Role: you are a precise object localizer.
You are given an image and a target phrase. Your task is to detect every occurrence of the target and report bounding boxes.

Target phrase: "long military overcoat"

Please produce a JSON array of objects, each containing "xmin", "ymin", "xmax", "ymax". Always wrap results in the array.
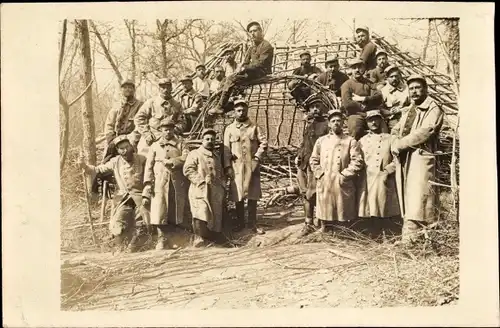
[
  {"xmin": 391, "ymin": 96, "xmax": 444, "ymax": 223},
  {"xmin": 223, "ymin": 119, "xmax": 268, "ymax": 202},
  {"xmin": 183, "ymin": 146, "xmax": 225, "ymax": 232},
  {"xmin": 144, "ymin": 136, "xmax": 189, "ymax": 225},
  {"xmin": 309, "ymin": 133, "xmax": 364, "ymax": 221},
  {"xmin": 357, "ymin": 132, "xmax": 400, "ymax": 218}
]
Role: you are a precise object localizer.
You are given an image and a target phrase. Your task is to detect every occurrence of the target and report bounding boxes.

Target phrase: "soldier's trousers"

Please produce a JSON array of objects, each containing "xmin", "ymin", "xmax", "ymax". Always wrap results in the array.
[
  {"xmin": 109, "ymin": 196, "xmax": 141, "ymax": 245},
  {"xmin": 234, "ymin": 199, "xmax": 258, "ymax": 229},
  {"xmin": 217, "ymin": 70, "xmax": 266, "ymax": 110}
]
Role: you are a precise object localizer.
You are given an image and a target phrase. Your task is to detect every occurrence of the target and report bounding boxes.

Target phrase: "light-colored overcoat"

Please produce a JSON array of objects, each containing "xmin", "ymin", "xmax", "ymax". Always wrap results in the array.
[
  {"xmin": 223, "ymin": 119, "xmax": 268, "ymax": 202},
  {"xmin": 183, "ymin": 146, "xmax": 225, "ymax": 232},
  {"xmin": 358, "ymin": 132, "xmax": 400, "ymax": 218},
  {"xmin": 309, "ymin": 133, "xmax": 364, "ymax": 221},
  {"xmin": 391, "ymin": 96, "xmax": 444, "ymax": 223},
  {"xmin": 144, "ymin": 136, "xmax": 189, "ymax": 225}
]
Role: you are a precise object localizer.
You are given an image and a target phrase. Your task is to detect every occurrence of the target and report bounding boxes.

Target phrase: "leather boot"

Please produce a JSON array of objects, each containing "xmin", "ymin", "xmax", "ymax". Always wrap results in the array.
[
  {"xmin": 126, "ymin": 228, "xmax": 139, "ymax": 253},
  {"xmin": 192, "ymin": 219, "xmax": 208, "ymax": 247},
  {"xmin": 247, "ymin": 200, "xmax": 264, "ymax": 235},
  {"xmin": 299, "ymin": 217, "xmax": 315, "ymax": 237},
  {"xmin": 208, "ymin": 91, "xmax": 229, "ymax": 115},
  {"xmin": 233, "ymin": 201, "xmax": 245, "ymax": 232},
  {"xmin": 155, "ymin": 225, "xmax": 168, "ymax": 250}
]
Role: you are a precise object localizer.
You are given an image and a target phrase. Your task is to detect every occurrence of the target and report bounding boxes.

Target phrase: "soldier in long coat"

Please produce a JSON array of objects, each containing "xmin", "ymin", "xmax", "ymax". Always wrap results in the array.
[
  {"xmin": 183, "ymin": 128, "xmax": 226, "ymax": 247},
  {"xmin": 80, "ymin": 135, "xmax": 150, "ymax": 253},
  {"xmin": 309, "ymin": 109, "xmax": 364, "ymax": 232},
  {"xmin": 223, "ymin": 98, "xmax": 268, "ymax": 234},
  {"xmin": 358, "ymin": 110, "xmax": 400, "ymax": 237},
  {"xmin": 144, "ymin": 118, "xmax": 189, "ymax": 250},
  {"xmin": 391, "ymin": 75, "xmax": 444, "ymax": 245},
  {"xmin": 295, "ymin": 100, "xmax": 329, "ymax": 236},
  {"xmin": 134, "ymin": 78, "xmax": 187, "ymax": 157}
]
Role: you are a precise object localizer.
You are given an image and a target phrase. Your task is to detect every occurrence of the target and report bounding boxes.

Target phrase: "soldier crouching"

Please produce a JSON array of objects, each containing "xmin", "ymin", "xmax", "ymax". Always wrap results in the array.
[{"xmin": 79, "ymin": 135, "xmax": 150, "ymax": 253}]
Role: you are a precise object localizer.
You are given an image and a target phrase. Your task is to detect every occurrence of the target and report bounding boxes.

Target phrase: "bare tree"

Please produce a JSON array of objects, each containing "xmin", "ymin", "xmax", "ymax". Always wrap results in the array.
[
  {"xmin": 124, "ymin": 19, "xmax": 138, "ymax": 82},
  {"xmin": 90, "ymin": 20, "xmax": 123, "ymax": 84},
  {"xmin": 76, "ymin": 19, "xmax": 97, "ymax": 191}
]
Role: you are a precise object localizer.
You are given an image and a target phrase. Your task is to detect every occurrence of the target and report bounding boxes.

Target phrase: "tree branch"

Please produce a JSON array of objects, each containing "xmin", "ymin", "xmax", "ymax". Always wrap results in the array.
[
  {"xmin": 68, "ymin": 78, "xmax": 95, "ymax": 107},
  {"xmin": 89, "ymin": 20, "xmax": 123, "ymax": 83},
  {"xmin": 433, "ymin": 20, "xmax": 459, "ymax": 95},
  {"xmin": 59, "ymin": 19, "xmax": 68, "ymax": 78}
]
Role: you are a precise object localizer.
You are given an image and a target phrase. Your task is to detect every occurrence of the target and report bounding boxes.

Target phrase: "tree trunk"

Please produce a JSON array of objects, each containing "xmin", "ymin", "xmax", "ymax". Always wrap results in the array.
[
  {"xmin": 125, "ymin": 19, "xmax": 137, "ymax": 82},
  {"xmin": 59, "ymin": 20, "xmax": 69, "ymax": 173},
  {"xmin": 76, "ymin": 20, "xmax": 97, "ymax": 191},
  {"xmin": 445, "ymin": 18, "xmax": 460, "ymax": 83},
  {"xmin": 90, "ymin": 20, "xmax": 123, "ymax": 85},
  {"xmin": 422, "ymin": 19, "xmax": 432, "ymax": 62}
]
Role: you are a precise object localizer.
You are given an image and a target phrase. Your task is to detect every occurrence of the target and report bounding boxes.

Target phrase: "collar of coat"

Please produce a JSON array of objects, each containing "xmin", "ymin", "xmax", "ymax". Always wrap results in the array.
[
  {"xmin": 387, "ymin": 82, "xmax": 406, "ymax": 93},
  {"xmin": 415, "ymin": 96, "xmax": 433, "ymax": 110},
  {"xmin": 181, "ymin": 89, "xmax": 197, "ymax": 98},
  {"xmin": 156, "ymin": 95, "xmax": 174, "ymax": 107},
  {"xmin": 199, "ymin": 146, "xmax": 215, "ymax": 157},
  {"xmin": 121, "ymin": 97, "xmax": 137, "ymax": 106},
  {"xmin": 159, "ymin": 136, "xmax": 179, "ymax": 147},
  {"xmin": 234, "ymin": 119, "xmax": 252, "ymax": 128}
]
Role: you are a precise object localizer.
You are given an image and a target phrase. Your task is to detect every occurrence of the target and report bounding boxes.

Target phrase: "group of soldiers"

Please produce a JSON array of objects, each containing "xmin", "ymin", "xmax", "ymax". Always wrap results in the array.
[{"xmin": 79, "ymin": 22, "xmax": 444, "ymax": 253}]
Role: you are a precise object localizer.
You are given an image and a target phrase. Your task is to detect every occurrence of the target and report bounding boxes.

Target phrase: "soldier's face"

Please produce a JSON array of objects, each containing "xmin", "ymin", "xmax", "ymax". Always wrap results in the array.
[
  {"xmin": 159, "ymin": 83, "xmax": 172, "ymax": 97},
  {"xmin": 352, "ymin": 64, "xmax": 366, "ymax": 79},
  {"xmin": 328, "ymin": 116, "xmax": 343, "ymax": 134},
  {"xmin": 234, "ymin": 105, "xmax": 248, "ymax": 121},
  {"xmin": 408, "ymin": 81, "xmax": 427, "ymax": 103},
  {"xmin": 160, "ymin": 126, "xmax": 175, "ymax": 139},
  {"xmin": 196, "ymin": 67, "xmax": 206, "ymax": 78},
  {"xmin": 308, "ymin": 105, "xmax": 321, "ymax": 117},
  {"xmin": 377, "ymin": 54, "xmax": 388, "ymax": 68},
  {"xmin": 249, "ymin": 25, "xmax": 263, "ymax": 42},
  {"xmin": 356, "ymin": 31, "xmax": 369, "ymax": 44},
  {"xmin": 116, "ymin": 142, "xmax": 133, "ymax": 158},
  {"xmin": 387, "ymin": 71, "xmax": 401, "ymax": 87},
  {"xmin": 227, "ymin": 51, "xmax": 235, "ymax": 61},
  {"xmin": 367, "ymin": 116, "xmax": 382, "ymax": 132},
  {"xmin": 326, "ymin": 61, "xmax": 340, "ymax": 72},
  {"xmin": 300, "ymin": 55, "xmax": 311, "ymax": 67},
  {"xmin": 215, "ymin": 69, "xmax": 225, "ymax": 80},
  {"xmin": 122, "ymin": 85, "xmax": 135, "ymax": 98},
  {"xmin": 182, "ymin": 80, "xmax": 193, "ymax": 91},
  {"xmin": 202, "ymin": 133, "xmax": 216, "ymax": 149}
]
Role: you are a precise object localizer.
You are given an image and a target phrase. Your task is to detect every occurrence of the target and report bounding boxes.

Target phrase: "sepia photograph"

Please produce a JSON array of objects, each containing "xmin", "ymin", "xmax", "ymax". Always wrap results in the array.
[
  {"xmin": 1, "ymin": 2, "xmax": 498, "ymax": 327},
  {"xmin": 59, "ymin": 16, "xmax": 461, "ymax": 310}
]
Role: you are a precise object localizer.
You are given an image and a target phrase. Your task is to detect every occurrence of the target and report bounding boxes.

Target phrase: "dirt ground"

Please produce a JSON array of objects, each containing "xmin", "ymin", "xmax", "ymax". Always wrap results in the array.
[{"xmin": 61, "ymin": 205, "xmax": 459, "ymax": 310}]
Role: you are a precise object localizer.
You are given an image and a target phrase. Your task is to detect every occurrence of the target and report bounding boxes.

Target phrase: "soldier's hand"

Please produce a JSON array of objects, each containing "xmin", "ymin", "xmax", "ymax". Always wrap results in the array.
[
  {"xmin": 251, "ymin": 158, "xmax": 260, "ymax": 172},
  {"xmin": 352, "ymin": 94, "xmax": 365, "ymax": 102},
  {"xmin": 145, "ymin": 134, "xmax": 155, "ymax": 146},
  {"xmin": 294, "ymin": 156, "xmax": 300, "ymax": 166},
  {"xmin": 225, "ymin": 167, "xmax": 235, "ymax": 180},
  {"xmin": 205, "ymin": 174, "xmax": 213, "ymax": 185},
  {"xmin": 78, "ymin": 154, "xmax": 86, "ymax": 170},
  {"xmin": 163, "ymin": 159, "xmax": 174, "ymax": 167},
  {"xmin": 142, "ymin": 198, "xmax": 150, "ymax": 207}
]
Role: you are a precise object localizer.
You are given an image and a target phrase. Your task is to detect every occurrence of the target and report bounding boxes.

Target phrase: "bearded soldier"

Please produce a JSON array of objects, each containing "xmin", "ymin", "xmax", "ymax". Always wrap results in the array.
[
  {"xmin": 309, "ymin": 109, "xmax": 364, "ymax": 232},
  {"xmin": 183, "ymin": 128, "xmax": 226, "ymax": 247},
  {"xmin": 143, "ymin": 118, "xmax": 189, "ymax": 250},
  {"xmin": 79, "ymin": 135, "xmax": 150, "ymax": 253}
]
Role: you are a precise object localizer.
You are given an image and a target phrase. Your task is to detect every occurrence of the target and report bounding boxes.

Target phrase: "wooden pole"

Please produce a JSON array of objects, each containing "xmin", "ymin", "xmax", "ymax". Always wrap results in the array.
[
  {"xmin": 100, "ymin": 180, "xmax": 108, "ymax": 223},
  {"xmin": 80, "ymin": 148, "xmax": 97, "ymax": 244}
]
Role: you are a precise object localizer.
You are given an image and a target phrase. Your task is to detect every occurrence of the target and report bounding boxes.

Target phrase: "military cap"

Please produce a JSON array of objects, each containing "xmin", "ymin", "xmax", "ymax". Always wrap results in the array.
[
  {"xmin": 406, "ymin": 74, "xmax": 427, "ymax": 86},
  {"xmin": 355, "ymin": 25, "xmax": 370, "ymax": 34},
  {"xmin": 325, "ymin": 54, "xmax": 339, "ymax": 64},
  {"xmin": 246, "ymin": 21, "xmax": 261, "ymax": 32},
  {"xmin": 384, "ymin": 64, "xmax": 400, "ymax": 75},
  {"xmin": 195, "ymin": 63, "xmax": 206, "ymax": 70},
  {"xmin": 233, "ymin": 98, "xmax": 249, "ymax": 108},
  {"xmin": 201, "ymin": 128, "xmax": 217, "ymax": 137},
  {"xmin": 375, "ymin": 49, "xmax": 388, "ymax": 57},
  {"xmin": 159, "ymin": 117, "xmax": 176, "ymax": 128},
  {"xmin": 179, "ymin": 75, "xmax": 193, "ymax": 82},
  {"xmin": 348, "ymin": 58, "xmax": 365, "ymax": 68},
  {"xmin": 366, "ymin": 109, "xmax": 383, "ymax": 119},
  {"xmin": 158, "ymin": 78, "xmax": 172, "ymax": 85},
  {"xmin": 214, "ymin": 66, "xmax": 225, "ymax": 73},
  {"xmin": 299, "ymin": 50, "xmax": 311, "ymax": 58},
  {"xmin": 120, "ymin": 79, "xmax": 135, "ymax": 88},
  {"xmin": 327, "ymin": 109, "xmax": 344, "ymax": 119},
  {"xmin": 112, "ymin": 135, "xmax": 131, "ymax": 147}
]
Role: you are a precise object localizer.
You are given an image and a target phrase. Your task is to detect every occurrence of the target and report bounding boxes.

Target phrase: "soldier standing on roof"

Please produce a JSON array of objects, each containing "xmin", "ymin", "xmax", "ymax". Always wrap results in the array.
[
  {"xmin": 316, "ymin": 54, "xmax": 349, "ymax": 98},
  {"xmin": 134, "ymin": 78, "xmax": 187, "ymax": 157},
  {"xmin": 103, "ymin": 79, "xmax": 144, "ymax": 162},
  {"xmin": 143, "ymin": 118, "xmax": 189, "ymax": 250},
  {"xmin": 368, "ymin": 49, "xmax": 390, "ymax": 89},
  {"xmin": 390, "ymin": 75, "xmax": 444, "ymax": 246},
  {"xmin": 177, "ymin": 75, "xmax": 204, "ymax": 133},
  {"xmin": 355, "ymin": 26, "xmax": 378, "ymax": 71},
  {"xmin": 79, "ymin": 135, "xmax": 150, "ymax": 253},
  {"xmin": 223, "ymin": 98, "xmax": 268, "ymax": 235},
  {"xmin": 295, "ymin": 100, "xmax": 329, "ymax": 237},
  {"xmin": 209, "ymin": 21, "xmax": 274, "ymax": 115}
]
